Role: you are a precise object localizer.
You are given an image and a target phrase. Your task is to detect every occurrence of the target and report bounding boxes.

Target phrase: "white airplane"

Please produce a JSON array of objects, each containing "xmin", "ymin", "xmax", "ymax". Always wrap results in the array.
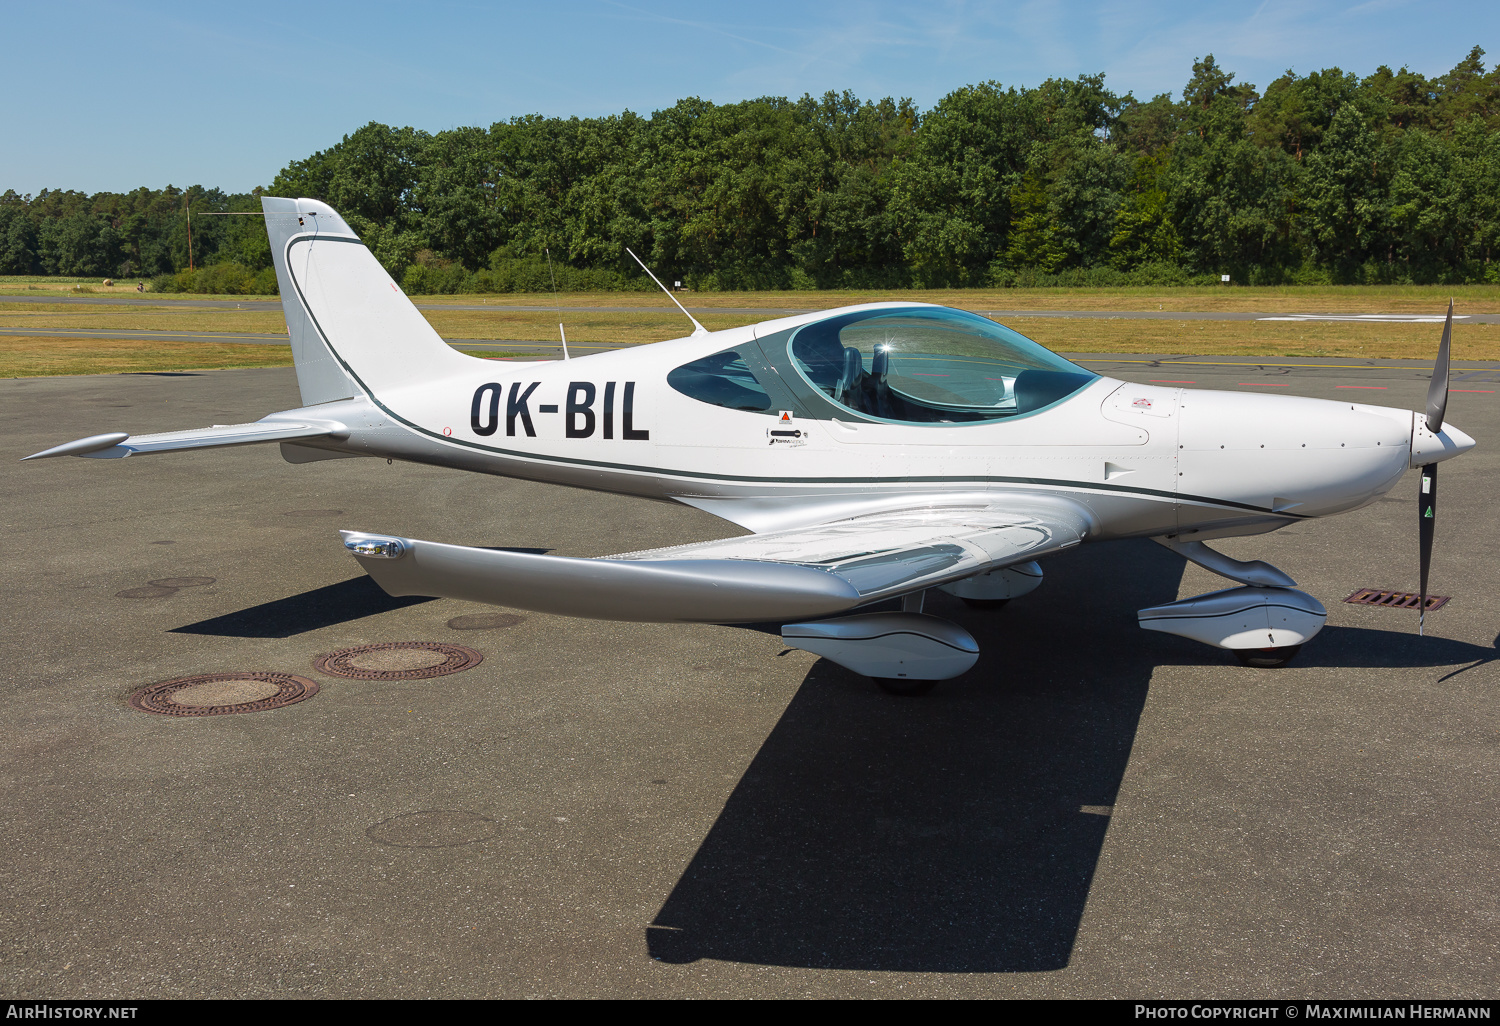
[{"xmin": 24, "ymin": 198, "xmax": 1478, "ymax": 693}]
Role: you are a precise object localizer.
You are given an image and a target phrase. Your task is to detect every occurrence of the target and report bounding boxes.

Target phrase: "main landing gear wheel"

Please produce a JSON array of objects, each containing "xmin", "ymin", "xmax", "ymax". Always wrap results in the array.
[
  {"xmin": 960, "ymin": 597, "xmax": 1009, "ymax": 610},
  {"xmin": 873, "ymin": 677, "xmax": 940, "ymax": 696},
  {"xmin": 1234, "ymin": 645, "xmax": 1302, "ymax": 668}
]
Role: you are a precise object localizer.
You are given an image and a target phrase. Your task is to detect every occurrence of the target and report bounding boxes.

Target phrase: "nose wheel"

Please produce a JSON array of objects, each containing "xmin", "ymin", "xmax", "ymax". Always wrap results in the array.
[
  {"xmin": 1234, "ymin": 645, "xmax": 1302, "ymax": 668},
  {"xmin": 873, "ymin": 677, "xmax": 940, "ymax": 696}
]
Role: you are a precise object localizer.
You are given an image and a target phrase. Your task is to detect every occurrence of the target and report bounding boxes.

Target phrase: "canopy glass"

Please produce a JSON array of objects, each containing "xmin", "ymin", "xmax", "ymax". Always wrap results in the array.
[{"xmin": 788, "ymin": 307, "xmax": 1095, "ymax": 423}]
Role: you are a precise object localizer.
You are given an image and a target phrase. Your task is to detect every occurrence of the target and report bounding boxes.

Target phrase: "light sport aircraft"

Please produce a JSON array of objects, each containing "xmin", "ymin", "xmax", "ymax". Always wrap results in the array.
[{"xmin": 25, "ymin": 198, "xmax": 1478, "ymax": 693}]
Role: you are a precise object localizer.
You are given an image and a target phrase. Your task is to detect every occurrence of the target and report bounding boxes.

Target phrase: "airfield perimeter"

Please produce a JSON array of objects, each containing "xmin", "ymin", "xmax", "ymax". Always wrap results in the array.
[
  {"xmin": 5, "ymin": 285, "xmax": 1500, "ymax": 376},
  {"xmin": 1, "ymin": 353, "xmax": 1498, "ymax": 998}
]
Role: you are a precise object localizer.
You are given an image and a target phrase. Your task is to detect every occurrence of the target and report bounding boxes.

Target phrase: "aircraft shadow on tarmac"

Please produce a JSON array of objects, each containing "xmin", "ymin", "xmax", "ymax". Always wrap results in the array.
[
  {"xmin": 1277, "ymin": 625, "xmax": 1498, "ymax": 674},
  {"xmin": 647, "ymin": 538, "xmax": 1183, "ymax": 973},
  {"xmin": 647, "ymin": 541, "xmax": 1498, "ymax": 972},
  {"xmin": 1142, "ymin": 617, "xmax": 1499, "ymax": 673},
  {"xmin": 171, "ymin": 576, "xmax": 436, "ymax": 638},
  {"xmin": 170, "ymin": 548, "xmax": 552, "ymax": 638}
]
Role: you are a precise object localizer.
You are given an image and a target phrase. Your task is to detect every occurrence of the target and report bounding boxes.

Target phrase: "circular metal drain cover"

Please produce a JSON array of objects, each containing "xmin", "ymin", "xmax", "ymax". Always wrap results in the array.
[
  {"xmin": 129, "ymin": 672, "xmax": 319, "ymax": 716},
  {"xmin": 283, "ymin": 509, "xmax": 344, "ymax": 517},
  {"xmin": 447, "ymin": 612, "xmax": 525, "ymax": 631},
  {"xmin": 366, "ymin": 810, "xmax": 497, "ymax": 848},
  {"xmin": 313, "ymin": 642, "xmax": 483, "ymax": 680}
]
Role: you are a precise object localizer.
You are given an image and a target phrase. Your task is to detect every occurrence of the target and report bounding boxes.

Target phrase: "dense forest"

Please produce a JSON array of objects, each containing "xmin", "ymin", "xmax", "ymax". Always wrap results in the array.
[{"xmin": 4, "ymin": 48, "xmax": 1500, "ymax": 293}]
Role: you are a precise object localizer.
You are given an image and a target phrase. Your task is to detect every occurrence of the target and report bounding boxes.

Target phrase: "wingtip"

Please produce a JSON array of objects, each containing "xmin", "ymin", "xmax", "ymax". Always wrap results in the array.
[{"xmin": 21, "ymin": 431, "xmax": 130, "ymax": 461}]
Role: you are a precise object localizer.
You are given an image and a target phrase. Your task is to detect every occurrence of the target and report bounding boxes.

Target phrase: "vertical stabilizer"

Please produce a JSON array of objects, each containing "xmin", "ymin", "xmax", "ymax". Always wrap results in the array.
[
  {"xmin": 262, "ymin": 197, "xmax": 472, "ymax": 407},
  {"xmin": 263, "ymin": 198, "xmax": 358, "ymax": 405}
]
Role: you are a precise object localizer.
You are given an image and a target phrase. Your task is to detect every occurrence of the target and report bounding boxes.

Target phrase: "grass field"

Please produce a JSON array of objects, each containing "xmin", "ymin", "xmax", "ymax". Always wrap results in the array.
[
  {"xmin": 411, "ymin": 283, "xmax": 1500, "ymax": 315},
  {"xmin": 1016, "ymin": 318, "xmax": 1498, "ymax": 361},
  {"xmin": 1, "ymin": 282, "xmax": 1498, "ymax": 377},
  {"xmin": 5, "ymin": 278, "xmax": 1500, "ymax": 313},
  {"xmin": 0, "ymin": 336, "xmax": 293, "ymax": 377},
  {"xmin": 0, "ymin": 277, "xmax": 154, "ymax": 295}
]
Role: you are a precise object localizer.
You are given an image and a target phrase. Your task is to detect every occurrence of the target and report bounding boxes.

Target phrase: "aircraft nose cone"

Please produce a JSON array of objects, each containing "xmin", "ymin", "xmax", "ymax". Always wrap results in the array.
[
  {"xmin": 1444, "ymin": 422, "xmax": 1477, "ymax": 455},
  {"xmin": 1440, "ymin": 423, "xmax": 1476, "ymax": 459},
  {"xmin": 1411, "ymin": 418, "xmax": 1477, "ymax": 467}
]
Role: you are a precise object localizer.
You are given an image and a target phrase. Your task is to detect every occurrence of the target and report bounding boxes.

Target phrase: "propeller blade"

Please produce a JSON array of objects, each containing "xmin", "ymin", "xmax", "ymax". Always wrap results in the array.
[
  {"xmin": 1426, "ymin": 300, "xmax": 1452, "ymax": 434},
  {"xmin": 1418, "ymin": 462, "xmax": 1437, "ymax": 635}
]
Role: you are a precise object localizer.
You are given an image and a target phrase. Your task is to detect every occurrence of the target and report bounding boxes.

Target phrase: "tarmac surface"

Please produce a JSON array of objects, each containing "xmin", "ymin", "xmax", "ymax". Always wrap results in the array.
[{"xmin": 1, "ymin": 357, "xmax": 1497, "ymax": 998}]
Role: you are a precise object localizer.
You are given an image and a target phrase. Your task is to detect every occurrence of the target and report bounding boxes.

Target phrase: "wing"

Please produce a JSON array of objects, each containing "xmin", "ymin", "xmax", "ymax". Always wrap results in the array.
[
  {"xmin": 345, "ymin": 498, "xmax": 1093, "ymax": 624},
  {"xmin": 22, "ymin": 417, "xmax": 349, "ymax": 461}
]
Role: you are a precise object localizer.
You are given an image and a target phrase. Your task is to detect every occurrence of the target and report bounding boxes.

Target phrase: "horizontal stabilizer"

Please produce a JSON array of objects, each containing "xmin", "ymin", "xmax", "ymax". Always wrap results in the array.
[{"xmin": 23, "ymin": 417, "xmax": 348, "ymax": 461}]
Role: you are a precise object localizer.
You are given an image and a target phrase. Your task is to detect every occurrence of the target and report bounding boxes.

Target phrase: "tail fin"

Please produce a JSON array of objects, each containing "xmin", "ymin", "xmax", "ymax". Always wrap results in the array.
[{"xmin": 262, "ymin": 197, "xmax": 472, "ymax": 406}]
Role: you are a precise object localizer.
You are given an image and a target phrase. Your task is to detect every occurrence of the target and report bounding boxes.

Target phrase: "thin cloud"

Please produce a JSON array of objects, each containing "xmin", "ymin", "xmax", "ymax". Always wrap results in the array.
[{"xmin": 597, "ymin": 0, "xmax": 812, "ymax": 59}]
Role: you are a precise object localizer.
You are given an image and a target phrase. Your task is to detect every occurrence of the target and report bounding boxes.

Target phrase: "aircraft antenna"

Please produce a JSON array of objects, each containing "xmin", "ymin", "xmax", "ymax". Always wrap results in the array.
[
  {"xmin": 545, "ymin": 248, "xmax": 570, "ymax": 360},
  {"xmin": 626, "ymin": 247, "xmax": 707, "ymax": 337}
]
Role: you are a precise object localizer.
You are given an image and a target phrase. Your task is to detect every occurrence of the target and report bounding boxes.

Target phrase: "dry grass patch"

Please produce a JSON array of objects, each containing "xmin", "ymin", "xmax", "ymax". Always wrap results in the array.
[
  {"xmin": 419, "ymin": 308, "xmax": 748, "ymax": 343},
  {"xmin": 416, "ymin": 284, "xmax": 1500, "ymax": 315},
  {"xmin": 3, "ymin": 300, "xmax": 1495, "ymax": 376},
  {"xmin": 0, "ymin": 305, "xmax": 288, "ymax": 334},
  {"xmin": 1016, "ymin": 318, "xmax": 1500, "ymax": 361},
  {"xmin": 0, "ymin": 336, "xmax": 293, "ymax": 378},
  {"xmin": 0, "ymin": 278, "xmax": 262, "ymax": 300},
  {"xmin": 426, "ymin": 309, "xmax": 1500, "ymax": 360}
]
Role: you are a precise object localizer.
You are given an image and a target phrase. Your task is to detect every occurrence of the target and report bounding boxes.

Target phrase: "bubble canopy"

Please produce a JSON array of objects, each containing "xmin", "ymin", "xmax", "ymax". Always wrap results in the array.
[{"xmin": 788, "ymin": 306, "xmax": 1097, "ymax": 424}]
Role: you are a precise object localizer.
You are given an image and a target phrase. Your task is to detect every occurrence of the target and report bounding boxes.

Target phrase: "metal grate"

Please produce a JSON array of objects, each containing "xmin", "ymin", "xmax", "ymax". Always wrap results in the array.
[
  {"xmin": 1344, "ymin": 589, "xmax": 1449, "ymax": 611},
  {"xmin": 129, "ymin": 672, "xmax": 319, "ymax": 716},
  {"xmin": 313, "ymin": 641, "xmax": 483, "ymax": 680}
]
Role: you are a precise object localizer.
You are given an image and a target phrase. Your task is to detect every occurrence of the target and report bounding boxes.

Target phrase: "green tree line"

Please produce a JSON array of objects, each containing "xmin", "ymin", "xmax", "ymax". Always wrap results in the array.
[
  {"xmin": 0, "ymin": 185, "xmax": 277, "ymax": 291},
  {"xmin": 5, "ymin": 48, "xmax": 1499, "ymax": 293}
]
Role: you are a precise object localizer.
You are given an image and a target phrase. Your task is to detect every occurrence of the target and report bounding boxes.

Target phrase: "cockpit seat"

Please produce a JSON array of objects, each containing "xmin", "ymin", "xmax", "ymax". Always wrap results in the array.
[{"xmin": 834, "ymin": 347, "xmax": 864, "ymax": 411}]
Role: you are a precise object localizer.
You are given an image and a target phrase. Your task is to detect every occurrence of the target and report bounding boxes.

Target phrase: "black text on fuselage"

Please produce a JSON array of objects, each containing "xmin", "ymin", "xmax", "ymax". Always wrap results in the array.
[{"xmin": 471, "ymin": 381, "xmax": 649, "ymax": 440}]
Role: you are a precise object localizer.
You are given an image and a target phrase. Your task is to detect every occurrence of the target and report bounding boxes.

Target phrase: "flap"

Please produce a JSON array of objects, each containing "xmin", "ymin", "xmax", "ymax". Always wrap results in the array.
[{"xmin": 611, "ymin": 501, "xmax": 1093, "ymax": 602}]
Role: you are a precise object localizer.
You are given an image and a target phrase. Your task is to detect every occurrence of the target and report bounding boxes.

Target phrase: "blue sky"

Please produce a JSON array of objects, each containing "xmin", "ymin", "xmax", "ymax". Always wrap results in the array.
[{"xmin": 6, "ymin": 0, "xmax": 1497, "ymax": 195}]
